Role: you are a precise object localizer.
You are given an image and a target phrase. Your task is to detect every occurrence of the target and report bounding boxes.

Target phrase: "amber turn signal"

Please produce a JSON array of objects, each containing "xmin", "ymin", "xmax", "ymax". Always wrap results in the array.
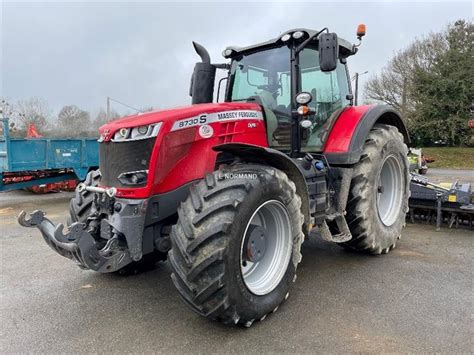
[{"xmin": 297, "ymin": 105, "xmax": 309, "ymax": 116}]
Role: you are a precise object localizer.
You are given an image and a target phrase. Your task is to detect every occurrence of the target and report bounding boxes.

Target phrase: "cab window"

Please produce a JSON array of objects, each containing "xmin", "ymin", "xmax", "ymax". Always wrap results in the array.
[
  {"xmin": 229, "ymin": 46, "xmax": 292, "ymax": 150},
  {"xmin": 299, "ymin": 47, "xmax": 350, "ymax": 151}
]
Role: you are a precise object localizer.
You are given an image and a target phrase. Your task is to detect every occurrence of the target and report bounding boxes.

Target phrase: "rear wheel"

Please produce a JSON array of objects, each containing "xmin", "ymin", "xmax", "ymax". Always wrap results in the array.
[
  {"xmin": 69, "ymin": 169, "xmax": 166, "ymax": 274},
  {"xmin": 169, "ymin": 164, "xmax": 304, "ymax": 326},
  {"xmin": 343, "ymin": 124, "xmax": 409, "ymax": 254}
]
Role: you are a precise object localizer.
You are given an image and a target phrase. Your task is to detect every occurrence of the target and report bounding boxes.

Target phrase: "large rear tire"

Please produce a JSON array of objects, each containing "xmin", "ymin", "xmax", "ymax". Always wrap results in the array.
[
  {"xmin": 343, "ymin": 124, "xmax": 409, "ymax": 254},
  {"xmin": 169, "ymin": 164, "xmax": 304, "ymax": 326},
  {"xmin": 69, "ymin": 169, "xmax": 165, "ymax": 274}
]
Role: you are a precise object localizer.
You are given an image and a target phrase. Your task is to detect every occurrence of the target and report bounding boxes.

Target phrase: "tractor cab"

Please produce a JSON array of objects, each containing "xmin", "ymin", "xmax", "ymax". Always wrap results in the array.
[{"xmin": 191, "ymin": 28, "xmax": 362, "ymax": 156}]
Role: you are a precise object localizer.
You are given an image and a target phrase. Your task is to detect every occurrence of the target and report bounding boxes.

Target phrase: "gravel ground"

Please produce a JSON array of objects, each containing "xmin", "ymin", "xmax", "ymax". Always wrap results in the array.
[
  {"xmin": 425, "ymin": 168, "xmax": 474, "ymax": 184},
  {"xmin": 1, "ymin": 171, "xmax": 473, "ymax": 353}
]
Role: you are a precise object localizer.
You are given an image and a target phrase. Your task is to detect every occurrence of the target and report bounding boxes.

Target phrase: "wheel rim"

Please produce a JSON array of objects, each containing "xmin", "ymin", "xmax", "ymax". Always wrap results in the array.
[
  {"xmin": 376, "ymin": 154, "xmax": 403, "ymax": 226},
  {"xmin": 240, "ymin": 200, "xmax": 293, "ymax": 296}
]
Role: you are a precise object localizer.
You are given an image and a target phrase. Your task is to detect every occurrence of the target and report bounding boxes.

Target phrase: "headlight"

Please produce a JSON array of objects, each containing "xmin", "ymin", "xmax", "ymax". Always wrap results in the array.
[
  {"xmin": 222, "ymin": 48, "xmax": 233, "ymax": 58},
  {"xmin": 110, "ymin": 128, "xmax": 130, "ymax": 142},
  {"xmin": 137, "ymin": 125, "xmax": 148, "ymax": 134},
  {"xmin": 292, "ymin": 31, "xmax": 304, "ymax": 39},
  {"xmin": 120, "ymin": 127, "xmax": 130, "ymax": 137},
  {"xmin": 112, "ymin": 122, "xmax": 162, "ymax": 142},
  {"xmin": 131, "ymin": 125, "xmax": 149, "ymax": 139},
  {"xmin": 281, "ymin": 33, "xmax": 291, "ymax": 42},
  {"xmin": 296, "ymin": 92, "xmax": 312, "ymax": 105},
  {"xmin": 117, "ymin": 170, "xmax": 148, "ymax": 186}
]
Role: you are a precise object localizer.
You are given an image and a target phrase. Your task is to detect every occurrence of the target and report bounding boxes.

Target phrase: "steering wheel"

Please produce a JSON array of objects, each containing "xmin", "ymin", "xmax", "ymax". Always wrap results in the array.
[{"xmin": 247, "ymin": 96, "xmax": 291, "ymax": 119}]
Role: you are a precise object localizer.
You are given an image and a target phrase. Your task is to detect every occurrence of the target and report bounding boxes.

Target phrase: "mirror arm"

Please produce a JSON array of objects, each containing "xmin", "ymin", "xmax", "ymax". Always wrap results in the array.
[
  {"xmin": 216, "ymin": 77, "xmax": 228, "ymax": 103},
  {"xmin": 296, "ymin": 28, "xmax": 328, "ymax": 53},
  {"xmin": 213, "ymin": 63, "xmax": 231, "ymax": 70},
  {"xmin": 350, "ymin": 39, "xmax": 362, "ymax": 55}
]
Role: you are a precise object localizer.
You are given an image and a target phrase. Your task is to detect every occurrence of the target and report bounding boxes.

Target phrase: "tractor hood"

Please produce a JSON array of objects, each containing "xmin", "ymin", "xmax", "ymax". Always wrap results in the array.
[{"xmin": 98, "ymin": 102, "xmax": 261, "ymax": 141}]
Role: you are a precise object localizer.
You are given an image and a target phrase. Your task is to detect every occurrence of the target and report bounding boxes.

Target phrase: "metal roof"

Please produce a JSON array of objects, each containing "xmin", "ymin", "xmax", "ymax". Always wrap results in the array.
[{"xmin": 224, "ymin": 28, "xmax": 355, "ymax": 58}]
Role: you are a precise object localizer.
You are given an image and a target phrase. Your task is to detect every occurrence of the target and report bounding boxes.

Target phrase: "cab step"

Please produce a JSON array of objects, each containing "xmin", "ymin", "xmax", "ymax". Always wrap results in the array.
[{"xmin": 311, "ymin": 214, "xmax": 352, "ymax": 243}]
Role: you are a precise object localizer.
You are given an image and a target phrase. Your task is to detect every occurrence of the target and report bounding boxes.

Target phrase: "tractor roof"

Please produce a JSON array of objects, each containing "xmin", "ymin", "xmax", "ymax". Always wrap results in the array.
[{"xmin": 224, "ymin": 28, "xmax": 355, "ymax": 58}]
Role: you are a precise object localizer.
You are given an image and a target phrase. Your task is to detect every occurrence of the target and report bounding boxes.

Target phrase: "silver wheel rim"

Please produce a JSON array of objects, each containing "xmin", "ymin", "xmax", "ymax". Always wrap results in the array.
[
  {"xmin": 240, "ymin": 200, "xmax": 293, "ymax": 296},
  {"xmin": 377, "ymin": 154, "xmax": 403, "ymax": 226}
]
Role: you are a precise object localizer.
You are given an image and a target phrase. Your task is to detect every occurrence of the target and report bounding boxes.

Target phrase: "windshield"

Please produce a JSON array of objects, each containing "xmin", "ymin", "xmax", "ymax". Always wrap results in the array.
[
  {"xmin": 229, "ymin": 46, "xmax": 292, "ymax": 149},
  {"xmin": 228, "ymin": 45, "xmax": 350, "ymax": 152},
  {"xmin": 230, "ymin": 46, "xmax": 290, "ymax": 103}
]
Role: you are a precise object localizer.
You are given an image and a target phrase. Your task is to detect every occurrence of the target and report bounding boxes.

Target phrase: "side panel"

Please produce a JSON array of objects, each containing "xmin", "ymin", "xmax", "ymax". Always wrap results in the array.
[
  {"xmin": 50, "ymin": 140, "xmax": 83, "ymax": 168},
  {"xmin": 9, "ymin": 139, "xmax": 48, "ymax": 171},
  {"xmin": 323, "ymin": 104, "xmax": 409, "ymax": 165},
  {"xmin": 153, "ymin": 118, "xmax": 268, "ymax": 194},
  {"xmin": 4, "ymin": 138, "xmax": 98, "ymax": 173}
]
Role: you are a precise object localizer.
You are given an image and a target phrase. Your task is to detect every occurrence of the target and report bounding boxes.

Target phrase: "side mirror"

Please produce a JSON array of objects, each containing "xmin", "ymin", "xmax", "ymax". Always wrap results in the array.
[{"xmin": 319, "ymin": 32, "xmax": 339, "ymax": 72}]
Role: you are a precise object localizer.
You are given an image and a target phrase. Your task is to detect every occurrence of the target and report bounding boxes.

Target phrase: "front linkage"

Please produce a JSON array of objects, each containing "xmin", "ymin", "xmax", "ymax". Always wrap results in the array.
[
  {"xmin": 18, "ymin": 182, "xmax": 148, "ymax": 273},
  {"xmin": 18, "ymin": 209, "xmax": 131, "ymax": 272}
]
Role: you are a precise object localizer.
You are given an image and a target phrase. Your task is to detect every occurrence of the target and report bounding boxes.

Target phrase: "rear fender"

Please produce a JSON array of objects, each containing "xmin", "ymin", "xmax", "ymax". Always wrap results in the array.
[
  {"xmin": 213, "ymin": 143, "xmax": 311, "ymax": 231},
  {"xmin": 324, "ymin": 105, "xmax": 409, "ymax": 165}
]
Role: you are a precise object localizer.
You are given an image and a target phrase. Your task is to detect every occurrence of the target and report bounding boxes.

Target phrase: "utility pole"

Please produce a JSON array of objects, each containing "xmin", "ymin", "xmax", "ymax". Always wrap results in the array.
[
  {"xmin": 105, "ymin": 97, "xmax": 142, "ymax": 121},
  {"xmin": 354, "ymin": 71, "xmax": 368, "ymax": 106},
  {"xmin": 354, "ymin": 72, "xmax": 359, "ymax": 106},
  {"xmin": 106, "ymin": 96, "xmax": 110, "ymax": 120}
]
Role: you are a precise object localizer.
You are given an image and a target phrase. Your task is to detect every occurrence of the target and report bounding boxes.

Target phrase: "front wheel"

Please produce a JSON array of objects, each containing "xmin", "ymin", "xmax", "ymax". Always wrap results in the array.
[
  {"xmin": 343, "ymin": 124, "xmax": 410, "ymax": 254},
  {"xmin": 169, "ymin": 164, "xmax": 304, "ymax": 326}
]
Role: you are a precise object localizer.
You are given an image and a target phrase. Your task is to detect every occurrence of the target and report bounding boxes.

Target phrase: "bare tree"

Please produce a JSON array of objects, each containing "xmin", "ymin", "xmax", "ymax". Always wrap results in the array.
[
  {"xmin": 140, "ymin": 106, "xmax": 155, "ymax": 112},
  {"xmin": 57, "ymin": 105, "xmax": 91, "ymax": 136},
  {"xmin": 13, "ymin": 97, "xmax": 52, "ymax": 132},
  {"xmin": 91, "ymin": 106, "xmax": 155, "ymax": 131},
  {"xmin": 364, "ymin": 32, "xmax": 447, "ymax": 118},
  {"xmin": 92, "ymin": 108, "xmax": 120, "ymax": 130}
]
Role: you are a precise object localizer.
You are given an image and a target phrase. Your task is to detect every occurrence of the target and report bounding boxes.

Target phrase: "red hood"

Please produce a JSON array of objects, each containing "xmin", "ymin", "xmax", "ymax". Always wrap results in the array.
[{"xmin": 99, "ymin": 102, "xmax": 261, "ymax": 137}]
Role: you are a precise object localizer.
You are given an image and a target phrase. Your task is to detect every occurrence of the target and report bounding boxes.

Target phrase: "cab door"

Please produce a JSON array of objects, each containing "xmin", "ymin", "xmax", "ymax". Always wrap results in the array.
[{"xmin": 298, "ymin": 47, "xmax": 351, "ymax": 152}]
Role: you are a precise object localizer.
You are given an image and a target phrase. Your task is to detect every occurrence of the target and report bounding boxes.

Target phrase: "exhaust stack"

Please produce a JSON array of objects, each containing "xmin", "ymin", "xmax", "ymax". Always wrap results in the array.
[
  {"xmin": 190, "ymin": 42, "xmax": 216, "ymax": 104},
  {"xmin": 192, "ymin": 41, "xmax": 211, "ymax": 64}
]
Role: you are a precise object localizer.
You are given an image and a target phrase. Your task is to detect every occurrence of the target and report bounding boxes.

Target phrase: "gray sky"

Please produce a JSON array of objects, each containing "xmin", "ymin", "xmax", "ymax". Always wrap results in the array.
[{"xmin": 1, "ymin": 1, "xmax": 472, "ymax": 117}]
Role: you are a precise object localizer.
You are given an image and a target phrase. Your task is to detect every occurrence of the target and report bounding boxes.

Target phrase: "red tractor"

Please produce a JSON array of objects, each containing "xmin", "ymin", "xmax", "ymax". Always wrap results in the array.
[{"xmin": 19, "ymin": 26, "xmax": 410, "ymax": 327}]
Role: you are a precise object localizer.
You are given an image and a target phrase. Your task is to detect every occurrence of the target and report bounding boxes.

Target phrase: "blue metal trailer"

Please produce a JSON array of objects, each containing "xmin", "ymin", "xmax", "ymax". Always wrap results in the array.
[{"xmin": 0, "ymin": 117, "xmax": 99, "ymax": 192}]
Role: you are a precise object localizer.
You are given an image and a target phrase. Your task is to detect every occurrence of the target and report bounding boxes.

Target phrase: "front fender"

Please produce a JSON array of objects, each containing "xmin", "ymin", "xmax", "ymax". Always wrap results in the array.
[
  {"xmin": 213, "ymin": 143, "xmax": 311, "ymax": 231},
  {"xmin": 324, "ymin": 105, "xmax": 410, "ymax": 165}
]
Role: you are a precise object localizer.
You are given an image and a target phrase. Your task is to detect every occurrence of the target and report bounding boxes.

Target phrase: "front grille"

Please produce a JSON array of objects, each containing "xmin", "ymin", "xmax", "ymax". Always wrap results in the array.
[{"xmin": 99, "ymin": 138, "xmax": 156, "ymax": 188}]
